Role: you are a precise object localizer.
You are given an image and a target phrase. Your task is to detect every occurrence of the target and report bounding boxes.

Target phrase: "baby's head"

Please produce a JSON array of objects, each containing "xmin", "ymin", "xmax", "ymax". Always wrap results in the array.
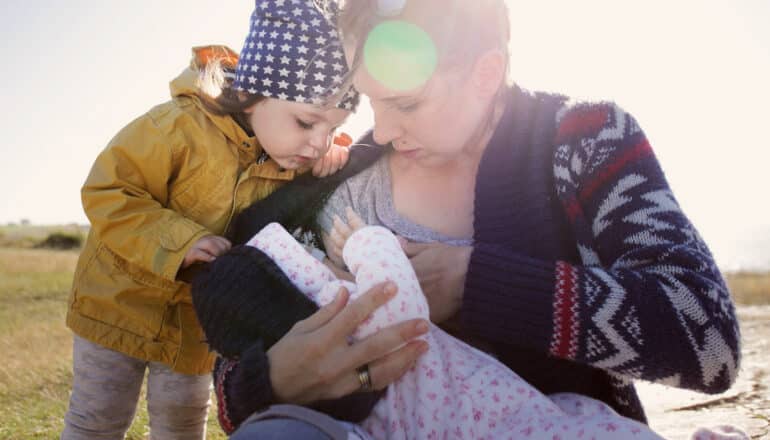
[{"xmin": 200, "ymin": 0, "xmax": 360, "ymax": 170}]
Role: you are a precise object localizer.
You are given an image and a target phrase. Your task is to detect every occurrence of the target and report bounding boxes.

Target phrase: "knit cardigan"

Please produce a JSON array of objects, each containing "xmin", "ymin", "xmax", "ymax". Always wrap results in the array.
[{"xmin": 193, "ymin": 85, "xmax": 740, "ymax": 433}]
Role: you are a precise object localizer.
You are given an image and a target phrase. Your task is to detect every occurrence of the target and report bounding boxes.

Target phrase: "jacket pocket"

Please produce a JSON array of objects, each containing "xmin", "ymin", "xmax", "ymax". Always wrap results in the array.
[{"xmin": 74, "ymin": 244, "xmax": 176, "ymax": 339}]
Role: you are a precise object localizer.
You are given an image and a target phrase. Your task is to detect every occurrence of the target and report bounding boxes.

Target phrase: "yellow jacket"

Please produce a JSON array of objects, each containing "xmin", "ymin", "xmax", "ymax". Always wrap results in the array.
[{"xmin": 67, "ymin": 47, "xmax": 300, "ymax": 375}]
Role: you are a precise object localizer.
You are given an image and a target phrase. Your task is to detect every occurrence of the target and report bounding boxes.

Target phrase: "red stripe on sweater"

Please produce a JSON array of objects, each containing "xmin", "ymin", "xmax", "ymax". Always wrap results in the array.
[
  {"xmin": 579, "ymin": 140, "xmax": 653, "ymax": 202},
  {"xmin": 216, "ymin": 359, "xmax": 237, "ymax": 434},
  {"xmin": 552, "ymin": 262, "xmax": 578, "ymax": 359},
  {"xmin": 555, "ymin": 107, "xmax": 610, "ymax": 144},
  {"xmin": 564, "ymin": 198, "xmax": 584, "ymax": 222}
]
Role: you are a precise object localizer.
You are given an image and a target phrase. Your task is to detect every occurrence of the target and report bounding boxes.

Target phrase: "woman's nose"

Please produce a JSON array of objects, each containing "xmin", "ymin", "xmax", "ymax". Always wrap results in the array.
[{"xmin": 372, "ymin": 110, "xmax": 402, "ymax": 146}]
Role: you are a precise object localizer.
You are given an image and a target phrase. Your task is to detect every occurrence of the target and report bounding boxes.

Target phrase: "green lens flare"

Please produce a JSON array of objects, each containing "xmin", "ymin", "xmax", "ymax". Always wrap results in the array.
[{"xmin": 363, "ymin": 20, "xmax": 438, "ymax": 91}]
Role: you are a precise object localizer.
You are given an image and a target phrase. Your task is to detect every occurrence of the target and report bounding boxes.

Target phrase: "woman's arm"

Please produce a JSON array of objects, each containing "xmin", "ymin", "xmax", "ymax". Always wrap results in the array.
[{"xmin": 462, "ymin": 102, "xmax": 739, "ymax": 394}]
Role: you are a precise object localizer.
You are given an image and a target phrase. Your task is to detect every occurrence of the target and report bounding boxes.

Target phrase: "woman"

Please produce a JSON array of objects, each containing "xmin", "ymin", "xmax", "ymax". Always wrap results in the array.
[{"xmin": 195, "ymin": 0, "xmax": 741, "ymax": 438}]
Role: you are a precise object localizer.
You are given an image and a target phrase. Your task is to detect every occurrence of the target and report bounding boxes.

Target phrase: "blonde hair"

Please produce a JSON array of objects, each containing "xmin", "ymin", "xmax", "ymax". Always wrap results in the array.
[
  {"xmin": 338, "ymin": 0, "xmax": 510, "ymax": 80},
  {"xmin": 186, "ymin": 46, "xmax": 265, "ymax": 131},
  {"xmin": 337, "ymin": 0, "xmax": 511, "ymax": 130}
]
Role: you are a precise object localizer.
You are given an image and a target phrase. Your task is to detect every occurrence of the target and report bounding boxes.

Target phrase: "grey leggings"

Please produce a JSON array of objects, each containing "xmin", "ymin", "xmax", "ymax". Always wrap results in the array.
[{"xmin": 61, "ymin": 335, "xmax": 212, "ymax": 440}]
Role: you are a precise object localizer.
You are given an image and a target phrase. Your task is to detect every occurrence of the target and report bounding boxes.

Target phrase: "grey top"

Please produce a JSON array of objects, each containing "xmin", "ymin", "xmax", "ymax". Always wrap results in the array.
[{"xmin": 318, "ymin": 155, "xmax": 473, "ymax": 247}]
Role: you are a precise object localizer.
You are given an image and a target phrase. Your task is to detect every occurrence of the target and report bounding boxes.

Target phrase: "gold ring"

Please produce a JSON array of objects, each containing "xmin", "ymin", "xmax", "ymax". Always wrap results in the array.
[{"xmin": 356, "ymin": 365, "xmax": 372, "ymax": 391}]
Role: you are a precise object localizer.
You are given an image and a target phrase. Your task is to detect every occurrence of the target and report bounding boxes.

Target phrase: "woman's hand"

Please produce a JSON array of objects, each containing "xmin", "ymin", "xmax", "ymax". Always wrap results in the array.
[
  {"xmin": 401, "ymin": 240, "xmax": 473, "ymax": 324},
  {"xmin": 266, "ymin": 282, "xmax": 430, "ymax": 405}
]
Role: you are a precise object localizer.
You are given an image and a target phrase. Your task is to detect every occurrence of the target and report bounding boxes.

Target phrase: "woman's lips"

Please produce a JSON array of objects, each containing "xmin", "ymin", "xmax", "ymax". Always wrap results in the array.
[{"xmin": 397, "ymin": 148, "xmax": 420, "ymax": 158}]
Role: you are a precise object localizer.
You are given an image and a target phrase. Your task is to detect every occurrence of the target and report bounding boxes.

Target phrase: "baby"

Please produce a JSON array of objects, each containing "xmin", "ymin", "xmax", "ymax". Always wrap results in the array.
[{"xmin": 246, "ymin": 210, "xmax": 666, "ymax": 440}]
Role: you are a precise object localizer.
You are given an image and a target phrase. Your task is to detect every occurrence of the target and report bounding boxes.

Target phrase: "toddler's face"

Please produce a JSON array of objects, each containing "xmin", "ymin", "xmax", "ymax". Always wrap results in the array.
[{"xmin": 246, "ymin": 98, "xmax": 350, "ymax": 170}]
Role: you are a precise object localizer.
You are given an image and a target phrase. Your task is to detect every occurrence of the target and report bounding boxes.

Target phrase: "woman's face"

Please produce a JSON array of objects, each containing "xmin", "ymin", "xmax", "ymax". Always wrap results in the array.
[
  {"xmin": 350, "ymin": 53, "xmax": 490, "ymax": 167},
  {"xmin": 246, "ymin": 98, "xmax": 350, "ymax": 170}
]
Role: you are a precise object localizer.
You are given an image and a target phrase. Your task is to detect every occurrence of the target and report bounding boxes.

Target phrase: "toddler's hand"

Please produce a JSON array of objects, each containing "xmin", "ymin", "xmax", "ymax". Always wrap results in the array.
[
  {"xmin": 312, "ymin": 132, "xmax": 352, "ymax": 177},
  {"xmin": 323, "ymin": 206, "xmax": 366, "ymax": 268},
  {"xmin": 181, "ymin": 235, "xmax": 232, "ymax": 269}
]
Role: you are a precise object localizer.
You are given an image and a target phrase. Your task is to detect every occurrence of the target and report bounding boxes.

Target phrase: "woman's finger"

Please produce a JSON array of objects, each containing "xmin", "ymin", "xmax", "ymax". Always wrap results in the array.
[
  {"xmin": 345, "ymin": 318, "xmax": 429, "ymax": 371},
  {"xmin": 333, "ymin": 338, "xmax": 429, "ymax": 397},
  {"xmin": 366, "ymin": 339, "xmax": 429, "ymax": 390},
  {"xmin": 293, "ymin": 287, "xmax": 350, "ymax": 333},
  {"xmin": 324, "ymin": 282, "xmax": 397, "ymax": 339}
]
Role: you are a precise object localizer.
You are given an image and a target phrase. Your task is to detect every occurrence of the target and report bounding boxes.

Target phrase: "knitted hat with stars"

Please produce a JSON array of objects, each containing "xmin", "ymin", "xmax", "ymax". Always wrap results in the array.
[{"xmin": 234, "ymin": 0, "xmax": 359, "ymax": 110}]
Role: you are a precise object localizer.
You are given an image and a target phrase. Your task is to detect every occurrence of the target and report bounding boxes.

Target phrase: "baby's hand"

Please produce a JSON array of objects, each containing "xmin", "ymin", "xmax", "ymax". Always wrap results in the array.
[
  {"xmin": 312, "ymin": 132, "xmax": 353, "ymax": 177},
  {"xmin": 323, "ymin": 206, "xmax": 366, "ymax": 268},
  {"xmin": 181, "ymin": 235, "xmax": 232, "ymax": 269}
]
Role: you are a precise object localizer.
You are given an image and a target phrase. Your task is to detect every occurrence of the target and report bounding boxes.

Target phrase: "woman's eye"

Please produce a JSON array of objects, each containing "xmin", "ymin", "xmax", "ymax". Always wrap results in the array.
[
  {"xmin": 397, "ymin": 101, "xmax": 420, "ymax": 113},
  {"xmin": 296, "ymin": 118, "xmax": 314, "ymax": 129}
]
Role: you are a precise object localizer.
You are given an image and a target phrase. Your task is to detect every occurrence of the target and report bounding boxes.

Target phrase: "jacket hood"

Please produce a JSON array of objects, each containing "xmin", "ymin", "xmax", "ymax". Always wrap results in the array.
[{"xmin": 168, "ymin": 46, "xmax": 250, "ymax": 148}]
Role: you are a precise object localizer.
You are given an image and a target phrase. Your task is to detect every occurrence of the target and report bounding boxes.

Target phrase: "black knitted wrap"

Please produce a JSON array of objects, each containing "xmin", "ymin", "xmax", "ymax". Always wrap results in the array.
[{"xmin": 191, "ymin": 245, "xmax": 319, "ymax": 358}]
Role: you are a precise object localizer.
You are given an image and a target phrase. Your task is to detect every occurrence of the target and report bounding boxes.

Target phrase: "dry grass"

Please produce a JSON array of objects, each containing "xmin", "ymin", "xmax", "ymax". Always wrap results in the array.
[
  {"xmin": 725, "ymin": 271, "xmax": 770, "ymax": 306},
  {"xmin": 0, "ymin": 224, "xmax": 86, "ymax": 249},
  {"xmin": 0, "ymin": 248, "xmax": 226, "ymax": 439}
]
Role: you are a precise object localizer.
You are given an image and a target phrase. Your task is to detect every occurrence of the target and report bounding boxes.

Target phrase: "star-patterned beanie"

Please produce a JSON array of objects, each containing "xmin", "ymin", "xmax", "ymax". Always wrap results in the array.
[{"xmin": 233, "ymin": 0, "xmax": 359, "ymax": 110}]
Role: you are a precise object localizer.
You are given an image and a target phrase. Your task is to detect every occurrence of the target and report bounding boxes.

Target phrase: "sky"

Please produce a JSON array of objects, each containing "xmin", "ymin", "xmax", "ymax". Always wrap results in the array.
[{"xmin": 1, "ymin": 0, "xmax": 768, "ymax": 270}]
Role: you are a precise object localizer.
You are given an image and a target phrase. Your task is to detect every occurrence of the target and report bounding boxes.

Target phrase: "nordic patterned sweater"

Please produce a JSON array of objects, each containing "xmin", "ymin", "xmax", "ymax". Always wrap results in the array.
[
  {"xmin": 460, "ymin": 85, "xmax": 740, "ymax": 422},
  {"xmin": 205, "ymin": 85, "xmax": 741, "ymax": 431}
]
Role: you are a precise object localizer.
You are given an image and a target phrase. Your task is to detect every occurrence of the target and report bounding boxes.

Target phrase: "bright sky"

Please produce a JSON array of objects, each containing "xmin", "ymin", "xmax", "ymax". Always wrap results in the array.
[{"xmin": 1, "ymin": 0, "xmax": 768, "ymax": 270}]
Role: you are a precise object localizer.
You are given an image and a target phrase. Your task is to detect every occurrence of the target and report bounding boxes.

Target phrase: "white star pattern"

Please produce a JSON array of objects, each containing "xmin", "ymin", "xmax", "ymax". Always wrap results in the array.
[{"xmin": 233, "ymin": 0, "xmax": 358, "ymax": 110}]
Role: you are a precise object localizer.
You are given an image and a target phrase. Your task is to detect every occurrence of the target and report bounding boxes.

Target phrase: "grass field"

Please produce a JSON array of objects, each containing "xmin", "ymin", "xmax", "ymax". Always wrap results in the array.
[
  {"xmin": 0, "ymin": 247, "xmax": 227, "ymax": 439},
  {"xmin": 0, "ymin": 227, "xmax": 768, "ymax": 439}
]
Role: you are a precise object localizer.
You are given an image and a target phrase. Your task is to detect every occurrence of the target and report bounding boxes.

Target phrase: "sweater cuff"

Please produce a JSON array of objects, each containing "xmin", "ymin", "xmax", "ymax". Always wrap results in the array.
[
  {"xmin": 461, "ymin": 242, "xmax": 556, "ymax": 354},
  {"xmin": 216, "ymin": 342, "xmax": 274, "ymax": 434}
]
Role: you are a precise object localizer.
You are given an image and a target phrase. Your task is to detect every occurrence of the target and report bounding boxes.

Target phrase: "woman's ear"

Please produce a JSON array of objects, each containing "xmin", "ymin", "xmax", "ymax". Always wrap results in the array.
[{"xmin": 470, "ymin": 49, "xmax": 506, "ymax": 98}]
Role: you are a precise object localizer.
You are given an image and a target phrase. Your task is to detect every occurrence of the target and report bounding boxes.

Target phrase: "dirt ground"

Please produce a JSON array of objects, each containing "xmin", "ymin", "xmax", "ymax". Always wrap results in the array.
[{"xmin": 637, "ymin": 305, "xmax": 770, "ymax": 439}]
